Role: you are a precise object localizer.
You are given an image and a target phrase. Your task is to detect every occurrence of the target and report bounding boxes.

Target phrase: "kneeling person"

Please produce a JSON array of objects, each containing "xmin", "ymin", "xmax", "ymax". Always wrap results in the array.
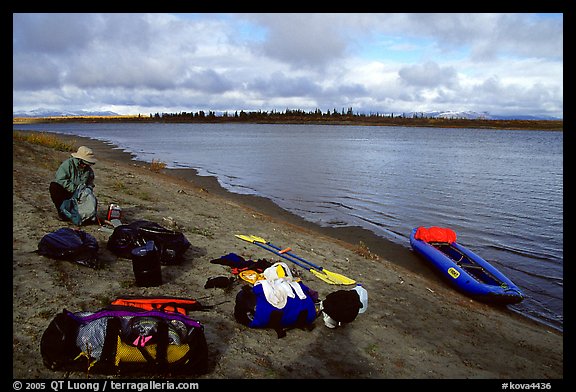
[{"xmin": 49, "ymin": 146, "xmax": 97, "ymax": 221}]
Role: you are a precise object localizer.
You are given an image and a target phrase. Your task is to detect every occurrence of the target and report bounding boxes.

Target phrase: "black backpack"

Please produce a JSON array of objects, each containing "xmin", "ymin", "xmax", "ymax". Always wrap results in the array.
[
  {"xmin": 107, "ymin": 220, "xmax": 190, "ymax": 265},
  {"xmin": 37, "ymin": 227, "xmax": 99, "ymax": 269}
]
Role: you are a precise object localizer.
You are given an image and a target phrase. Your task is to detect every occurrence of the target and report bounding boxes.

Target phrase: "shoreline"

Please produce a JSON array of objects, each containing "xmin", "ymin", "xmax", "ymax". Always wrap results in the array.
[{"xmin": 34, "ymin": 131, "xmax": 559, "ymax": 332}]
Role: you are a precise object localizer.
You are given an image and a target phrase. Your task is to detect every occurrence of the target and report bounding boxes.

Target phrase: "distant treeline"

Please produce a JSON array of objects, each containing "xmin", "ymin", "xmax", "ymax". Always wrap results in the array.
[{"xmin": 13, "ymin": 108, "xmax": 563, "ymax": 131}]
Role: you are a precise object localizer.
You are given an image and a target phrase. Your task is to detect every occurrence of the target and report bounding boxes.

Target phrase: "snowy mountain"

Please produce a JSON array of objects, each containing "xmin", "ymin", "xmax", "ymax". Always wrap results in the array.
[
  {"xmin": 13, "ymin": 109, "xmax": 120, "ymax": 118},
  {"xmin": 398, "ymin": 110, "xmax": 560, "ymax": 121}
]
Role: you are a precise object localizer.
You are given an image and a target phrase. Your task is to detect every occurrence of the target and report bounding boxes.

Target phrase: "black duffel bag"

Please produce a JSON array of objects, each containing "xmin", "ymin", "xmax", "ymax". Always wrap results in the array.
[{"xmin": 107, "ymin": 220, "xmax": 190, "ymax": 265}]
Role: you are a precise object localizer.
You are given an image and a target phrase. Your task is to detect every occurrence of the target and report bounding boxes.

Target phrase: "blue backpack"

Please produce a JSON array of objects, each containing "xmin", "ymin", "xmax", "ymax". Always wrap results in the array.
[
  {"xmin": 37, "ymin": 227, "xmax": 99, "ymax": 269},
  {"xmin": 234, "ymin": 282, "xmax": 318, "ymax": 338}
]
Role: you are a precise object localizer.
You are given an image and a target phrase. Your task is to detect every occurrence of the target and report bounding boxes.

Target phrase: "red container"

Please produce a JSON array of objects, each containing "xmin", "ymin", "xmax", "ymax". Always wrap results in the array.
[{"xmin": 107, "ymin": 203, "xmax": 122, "ymax": 220}]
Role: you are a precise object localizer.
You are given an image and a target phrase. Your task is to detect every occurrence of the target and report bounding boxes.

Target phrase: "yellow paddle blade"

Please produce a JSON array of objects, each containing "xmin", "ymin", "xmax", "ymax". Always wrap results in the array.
[
  {"xmin": 322, "ymin": 269, "xmax": 356, "ymax": 285},
  {"xmin": 249, "ymin": 235, "xmax": 268, "ymax": 243},
  {"xmin": 235, "ymin": 234, "xmax": 256, "ymax": 243},
  {"xmin": 309, "ymin": 269, "xmax": 339, "ymax": 285}
]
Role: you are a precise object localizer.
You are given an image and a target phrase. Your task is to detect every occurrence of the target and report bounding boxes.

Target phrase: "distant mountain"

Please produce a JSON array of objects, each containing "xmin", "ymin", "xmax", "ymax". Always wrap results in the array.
[
  {"xmin": 398, "ymin": 110, "xmax": 561, "ymax": 121},
  {"xmin": 13, "ymin": 109, "xmax": 120, "ymax": 118}
]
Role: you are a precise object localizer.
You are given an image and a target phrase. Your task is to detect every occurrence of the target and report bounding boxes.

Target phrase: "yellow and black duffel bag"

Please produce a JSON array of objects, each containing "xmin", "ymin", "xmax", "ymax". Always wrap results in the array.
[{"xmin": 40, "ymin": 306, "xmax": 208, "ymax": 376}]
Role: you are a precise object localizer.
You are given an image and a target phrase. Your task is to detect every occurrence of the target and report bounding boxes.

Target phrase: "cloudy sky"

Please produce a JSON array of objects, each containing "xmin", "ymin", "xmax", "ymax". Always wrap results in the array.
[{"xmin": 12, "ymin": 13, "xmax": 563, "ymax": 118}]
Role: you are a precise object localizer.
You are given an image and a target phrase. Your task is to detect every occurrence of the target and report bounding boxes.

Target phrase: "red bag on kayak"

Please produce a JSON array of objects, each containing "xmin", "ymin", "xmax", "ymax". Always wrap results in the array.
[{"xmin": 414, "ymin": 226, "xmax": 457, "ymax": 243}]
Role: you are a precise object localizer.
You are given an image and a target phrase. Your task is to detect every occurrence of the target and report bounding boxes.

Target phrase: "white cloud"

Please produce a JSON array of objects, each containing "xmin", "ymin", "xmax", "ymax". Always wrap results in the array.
[
  {"xmin": 398, "ymin": 61, "xmax": 459, "ymax": 89},
  {"xmin": 13, "ymin": 13, "xmax": 564, "ymax": 118}
]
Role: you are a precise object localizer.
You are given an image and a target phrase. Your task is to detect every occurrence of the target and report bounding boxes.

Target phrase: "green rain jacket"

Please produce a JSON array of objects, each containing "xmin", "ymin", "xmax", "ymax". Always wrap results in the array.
[{"xmin": 54, "ymin": 157, "xmax": 95, "ymax": 193}]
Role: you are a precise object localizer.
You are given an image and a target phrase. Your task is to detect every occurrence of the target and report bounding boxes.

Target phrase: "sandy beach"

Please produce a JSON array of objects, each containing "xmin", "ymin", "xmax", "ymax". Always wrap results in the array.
[{"xmin": 12, "ymin": 131, "xmax": 563, "ymax": 382}]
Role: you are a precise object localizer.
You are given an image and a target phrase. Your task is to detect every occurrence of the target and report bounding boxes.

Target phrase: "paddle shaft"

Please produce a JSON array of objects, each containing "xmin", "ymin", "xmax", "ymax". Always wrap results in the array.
[
  {"xmin": 260, "ymin": 241, "xmax": 324, "ymax": 271},
  {"xmin": 251, "ymin": 241, "xmax": 317, "ymax": 272}
]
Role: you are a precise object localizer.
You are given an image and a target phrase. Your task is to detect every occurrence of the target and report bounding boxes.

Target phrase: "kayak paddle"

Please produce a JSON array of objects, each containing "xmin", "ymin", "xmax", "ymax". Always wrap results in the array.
[
  {"xmin": 248, "ymin": 235, "xmax": 356, "ymax": 285},
  {"xmin": 236, "ymin": 234, "xmax": 356, "ymax": 285},
  {"xmin": 235, "ymin": 234, "xmax": 340, "ymax": 285}
]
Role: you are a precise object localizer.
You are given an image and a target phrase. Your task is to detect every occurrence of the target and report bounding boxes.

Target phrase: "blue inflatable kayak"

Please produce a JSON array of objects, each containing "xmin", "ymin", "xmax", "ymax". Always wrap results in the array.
[{"xmin": 410, "ymin": 227, "xmax": 524, "ymax": 304}]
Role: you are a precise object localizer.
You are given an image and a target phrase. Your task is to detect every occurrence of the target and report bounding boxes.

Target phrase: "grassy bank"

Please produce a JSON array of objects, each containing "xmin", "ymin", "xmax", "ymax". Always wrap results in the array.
[{"xmin": 13, "ymin": 115, "xmax": 563, "ymax": 131}]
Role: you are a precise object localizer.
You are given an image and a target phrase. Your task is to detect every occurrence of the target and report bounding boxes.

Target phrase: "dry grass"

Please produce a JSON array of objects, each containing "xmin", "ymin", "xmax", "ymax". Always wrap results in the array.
[
  {"xmin": 12, "ymin": 115, "xmax": 563, "ymax": 131},
  {"xmin": 353, "ymin": 241, "xmax": 380, "ymax": 260},
  {"xmin": 149, "ymin": 159, "xmax": 167, "ymax": 172},
  {"xmin": 13, "ymin": 131, "xmax": 75, "ymax": 152}
]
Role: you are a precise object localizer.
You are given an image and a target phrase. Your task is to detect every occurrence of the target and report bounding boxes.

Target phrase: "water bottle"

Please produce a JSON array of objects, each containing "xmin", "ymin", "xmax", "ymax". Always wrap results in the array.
[{"xmin": 353, "ymin": 284, "xmax": 368, "ymax": 314}]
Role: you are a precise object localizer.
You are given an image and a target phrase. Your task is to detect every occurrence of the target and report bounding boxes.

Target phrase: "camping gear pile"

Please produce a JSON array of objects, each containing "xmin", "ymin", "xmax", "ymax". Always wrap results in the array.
[{"xmin": 36, "ymin": 204, "xmax": 366, "ymax": 376}]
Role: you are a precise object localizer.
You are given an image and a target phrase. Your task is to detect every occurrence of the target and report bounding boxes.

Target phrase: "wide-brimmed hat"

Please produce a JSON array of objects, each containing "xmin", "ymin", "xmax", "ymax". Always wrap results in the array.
[{"xmin": 71, "ymin": 146, "xmax": 97, "ymax": 164}]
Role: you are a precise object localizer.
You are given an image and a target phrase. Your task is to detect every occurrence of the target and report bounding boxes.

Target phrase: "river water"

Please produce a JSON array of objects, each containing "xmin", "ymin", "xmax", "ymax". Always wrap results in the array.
[{"xmin": 13, "ymin": 122, "xmax": 563, "ymax": 331}]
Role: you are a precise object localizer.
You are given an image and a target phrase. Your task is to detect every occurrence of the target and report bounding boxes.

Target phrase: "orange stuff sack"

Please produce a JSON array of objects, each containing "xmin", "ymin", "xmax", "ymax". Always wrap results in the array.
[
  {"xmin": 414, "ymin": 226, "xmax": 457, "ymax": 243},
  {"xmin": 110, "ymin": 296, "xmax": 211, "ymax": 315}
]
